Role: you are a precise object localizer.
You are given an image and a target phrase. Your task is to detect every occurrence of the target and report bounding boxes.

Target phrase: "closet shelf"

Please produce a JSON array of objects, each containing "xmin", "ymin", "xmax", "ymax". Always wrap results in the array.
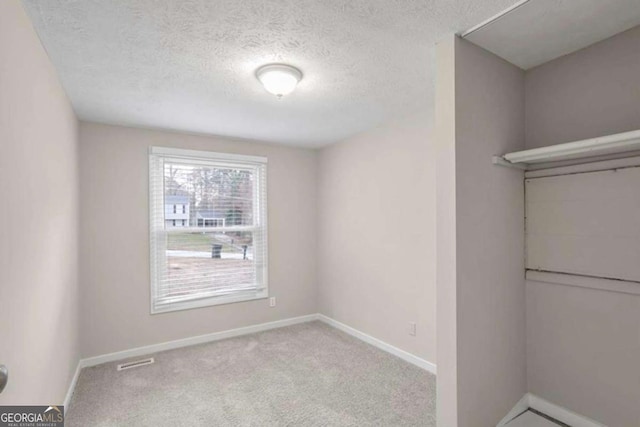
[{"xmin": 493, "ymin": 129, "xmax": 640, "ymax": 169}]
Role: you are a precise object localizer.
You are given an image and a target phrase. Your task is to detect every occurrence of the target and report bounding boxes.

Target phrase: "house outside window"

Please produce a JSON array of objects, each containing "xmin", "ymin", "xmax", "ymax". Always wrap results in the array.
[
  {"xmin": 149, "ymin": 147, "xmax": 268, "ymax": 314},
  {"xmin": 196, "ymin": 213, "xmax": 226, "ymax": 228},
  {"xmin": 164, "ymin": 195, "xmax": 190, "ymax": 228}
]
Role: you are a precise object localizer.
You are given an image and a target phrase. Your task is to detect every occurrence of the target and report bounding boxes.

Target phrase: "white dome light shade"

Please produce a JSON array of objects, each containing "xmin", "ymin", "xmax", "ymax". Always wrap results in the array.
[{"xmin": 256, "ymin": 64, "xmax": 302, "ymax": 97}]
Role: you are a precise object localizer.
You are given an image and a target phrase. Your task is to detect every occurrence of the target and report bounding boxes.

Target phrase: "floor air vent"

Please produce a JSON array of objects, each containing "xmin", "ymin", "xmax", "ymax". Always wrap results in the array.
[{"xmin": 117, "ymin": 358, "xmax": 154, "ymax": 371}]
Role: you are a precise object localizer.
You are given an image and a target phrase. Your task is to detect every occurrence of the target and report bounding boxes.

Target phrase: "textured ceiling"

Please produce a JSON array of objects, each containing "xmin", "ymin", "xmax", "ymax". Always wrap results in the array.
[
  {"xmin": 465, "ymin": 0, "xmax": 640, "ymax": 70},
  {"xmin": 23, "ymin": 0, "xmax": 519, "ymax": 147}
]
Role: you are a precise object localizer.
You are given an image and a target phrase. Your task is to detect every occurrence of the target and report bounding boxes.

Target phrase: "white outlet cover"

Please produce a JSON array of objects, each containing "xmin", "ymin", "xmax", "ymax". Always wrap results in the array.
[{"xmin": 408, "ymin": 322, "xmax": 417, "ymax": 336}]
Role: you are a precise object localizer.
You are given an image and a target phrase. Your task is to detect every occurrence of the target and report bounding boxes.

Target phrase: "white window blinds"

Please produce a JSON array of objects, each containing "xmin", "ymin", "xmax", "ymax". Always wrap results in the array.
[{"xmin": 149, "ymin": 147, "xmax": 268, "ymax": 313}]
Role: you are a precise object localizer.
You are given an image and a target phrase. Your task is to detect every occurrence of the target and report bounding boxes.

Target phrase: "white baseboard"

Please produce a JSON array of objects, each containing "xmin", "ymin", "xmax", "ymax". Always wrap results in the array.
[
  {"xmin": 317, "ymin": 314, "xmax": 437, "ymax": 374},
  {"xmin": 528, "ymin": 393, "xmax": 605, "ymax": 427},
  {"xmin": 498, "ymin": 393, "xmax": 605, "ymax": 427},
  {"xmin": 63, "ymin": 361, "xmax": 82, "ymax": 411},
  {"xmin": 496, "ymin": 394, "xmax": 530, "ymax": 426},
  {"xmin": 80, "ymin": 314, "xmax": 319, "ymax": 368}
]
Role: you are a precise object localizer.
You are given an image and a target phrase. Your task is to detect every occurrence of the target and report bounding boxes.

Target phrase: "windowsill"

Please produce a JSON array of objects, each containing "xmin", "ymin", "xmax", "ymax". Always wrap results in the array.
[{"xmin": 151, "ymin": 289, "xmax": 268, "ymax": 314}]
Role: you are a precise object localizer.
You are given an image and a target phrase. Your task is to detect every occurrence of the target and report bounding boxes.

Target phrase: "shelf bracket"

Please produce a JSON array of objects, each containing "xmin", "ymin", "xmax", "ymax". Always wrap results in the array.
[{"xmin": 492, "ymin": 156, "xmax": 527, "ymax": 170}]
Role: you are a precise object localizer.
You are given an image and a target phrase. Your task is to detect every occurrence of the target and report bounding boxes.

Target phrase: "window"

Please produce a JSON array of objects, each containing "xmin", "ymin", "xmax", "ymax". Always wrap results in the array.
[
  {"xmin": 197, "ymin": 218, "xmax": 225, "ymax": 227},
  {"xmin": 149, "ymin": 147, "xmax": 268, "ymax": 313},
  {"xmin": 173, "ymin": 205, "xmax": 177, "ymax": 214},
  {"xmin": 182, "ymin": 205, "xmax": 186, "ymax": 214}
]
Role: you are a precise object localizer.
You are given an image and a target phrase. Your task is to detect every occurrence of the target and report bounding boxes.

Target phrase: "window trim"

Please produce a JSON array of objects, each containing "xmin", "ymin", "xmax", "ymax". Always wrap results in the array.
[
  {"xmin": 150, "ymin": 146, "xmax": 267, "ymax": 164},
  {"xmin": 148, "ymin": 146, "xmax": 268, "ymax": 315}
]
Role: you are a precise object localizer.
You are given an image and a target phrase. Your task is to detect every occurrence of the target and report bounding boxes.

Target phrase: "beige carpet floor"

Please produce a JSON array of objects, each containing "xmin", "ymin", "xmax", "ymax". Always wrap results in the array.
[{"xmin": 67, "ymin": 321, "xmax": 436, "ymax": 426}]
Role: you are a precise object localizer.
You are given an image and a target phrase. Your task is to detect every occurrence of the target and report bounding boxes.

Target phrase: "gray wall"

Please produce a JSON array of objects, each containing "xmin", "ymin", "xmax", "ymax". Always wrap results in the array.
[
  {"xmin": 526, "ymin": 167, "xmax": 640, "ymax": 282},
  {"xmin": 0, "ymin": 1, "xmax": 79, "ymax": 405},
  {"xmin": 524, "ymin": 25, "xmax": 640, "ymax": 427},
  {"xmin": 436, "ymin": 36, "xmax": 526, "ymax": 427},
  {"xmin": 526, "ymin": 26, "xmax": 640, "ymax": 149},
  {"xmin": 434, "ymin": 35, "xmax": 459, "ymax": 427},
  {"xmin": 526, "ymin": 281, "xmax": 640, "ymax": 426},
  {"xmin": 317, "ymin": 113, "xmax": 436, "ymax": 363},
  {"xmin": 79, "ymin": 122, "xmax": 318, "ymax": 358}
]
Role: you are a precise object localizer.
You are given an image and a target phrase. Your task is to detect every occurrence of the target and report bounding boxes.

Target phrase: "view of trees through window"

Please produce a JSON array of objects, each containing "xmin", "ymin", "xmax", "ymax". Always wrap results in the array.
[
  {"xmin": 161, "ymin": 162, "xmax": 258, "ymax": 300},
  {"xmin": 165, "ymin": 163, "xmax": 254, "ymax": 228}
]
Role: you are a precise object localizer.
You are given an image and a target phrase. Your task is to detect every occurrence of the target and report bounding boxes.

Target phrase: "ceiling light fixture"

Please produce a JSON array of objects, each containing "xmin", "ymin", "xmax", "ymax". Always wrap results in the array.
[{"xmin": 256, "ymin": 64, "xmax": 302, "ymax": 98}]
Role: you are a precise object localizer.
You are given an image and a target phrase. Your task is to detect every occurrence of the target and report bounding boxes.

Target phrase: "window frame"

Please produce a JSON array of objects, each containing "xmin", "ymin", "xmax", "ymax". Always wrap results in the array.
[{"xmin": 148, "ymin": 146, "xmax": 269, "ymax": 314}]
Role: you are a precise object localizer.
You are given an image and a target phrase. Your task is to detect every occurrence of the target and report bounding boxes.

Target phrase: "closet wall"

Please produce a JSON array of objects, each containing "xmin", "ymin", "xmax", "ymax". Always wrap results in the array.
[
  {"xmin": 435, "ymin": 36, "xmax": 526, "ymax": 427},
  {"xmin": 526, "ymin": 167, "xmax": 640, "ymax": 282},
  {"xmin": 524, "ymin": 26, "xmax": 640, "ymax": 427}
]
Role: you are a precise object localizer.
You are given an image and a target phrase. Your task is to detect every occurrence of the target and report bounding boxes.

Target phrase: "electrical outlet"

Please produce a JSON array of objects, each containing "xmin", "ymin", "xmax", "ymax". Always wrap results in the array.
[
  {"xmin": 408, "ymin": 322, "xmax": 417, "ymax": 336},
  {"xmin": 269, "ymin": 297, "xmax": 276, "ymax": 307}
]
